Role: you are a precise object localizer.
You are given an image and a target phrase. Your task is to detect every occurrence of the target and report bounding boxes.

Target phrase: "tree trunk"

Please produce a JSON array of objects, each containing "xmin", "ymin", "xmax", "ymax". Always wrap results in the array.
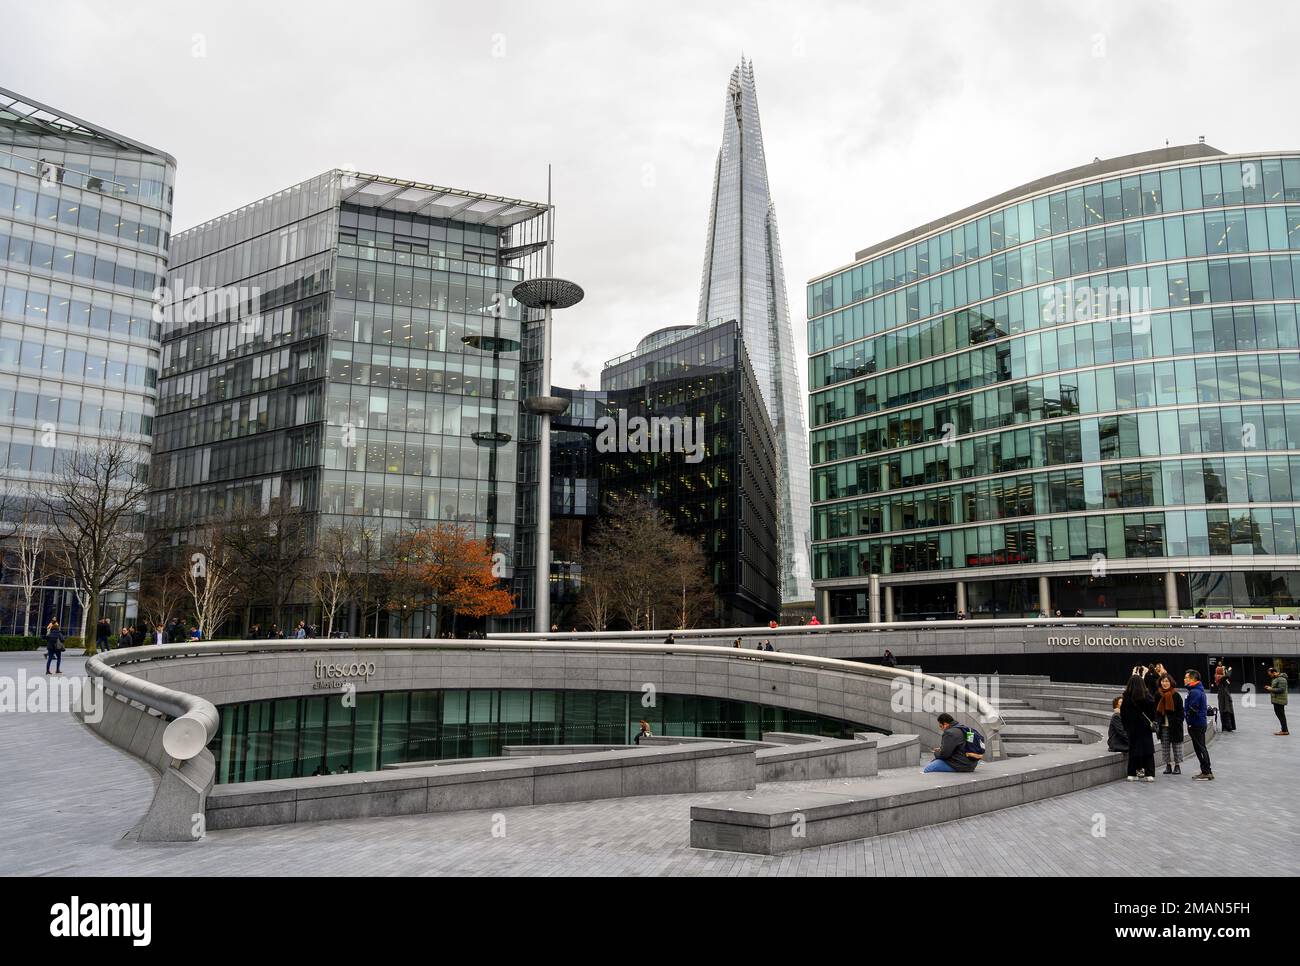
[{"xmin": 83, "ymin": 592, "xmax": 99, "ymax": 657}]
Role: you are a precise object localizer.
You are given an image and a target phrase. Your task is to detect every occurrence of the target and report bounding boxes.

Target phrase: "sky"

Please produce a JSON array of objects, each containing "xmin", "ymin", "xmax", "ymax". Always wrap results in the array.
[{"xmin": 6, "ymin": 0, "xmax": 1300, "ymax": 400}]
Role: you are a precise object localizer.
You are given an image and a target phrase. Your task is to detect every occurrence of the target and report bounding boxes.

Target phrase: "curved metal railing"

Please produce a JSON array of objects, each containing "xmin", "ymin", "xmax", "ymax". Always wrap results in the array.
[
  {"xmin": 88, "ymin": 637, "xmax": 1005, "ymax": 753},
  {"xmin": 490, "ymin": 615, "xmax": 1300, "ymax": 642},
  {"xmin": 86, "ymin": 651, "xmax": 220, "ymax": 761}
]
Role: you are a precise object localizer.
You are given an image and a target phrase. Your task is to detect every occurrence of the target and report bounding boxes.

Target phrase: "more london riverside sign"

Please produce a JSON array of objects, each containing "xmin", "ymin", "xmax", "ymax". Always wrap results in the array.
[{"xmin": 1045, "ymin": 633, "xmax": 1185, "ymax": 649}]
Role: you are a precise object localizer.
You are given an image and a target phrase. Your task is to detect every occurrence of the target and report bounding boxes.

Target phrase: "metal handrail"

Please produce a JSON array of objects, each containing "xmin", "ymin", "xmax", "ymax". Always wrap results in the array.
[
  {"xmin": 89, "ymin": 637, "xmax": 1005, "ymax": 742},
  {"xmin": 86, "ymin": 651, "xmax": 220, "ymax": 761},
  {"xmin": 492, "ymin": 615, "xmax": 1300, "ymax": 641}
]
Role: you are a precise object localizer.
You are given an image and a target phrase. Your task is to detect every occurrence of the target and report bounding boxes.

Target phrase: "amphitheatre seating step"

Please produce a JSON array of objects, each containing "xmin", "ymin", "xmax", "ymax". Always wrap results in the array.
[
  {"xmin": 998, "ymin": 709, "xmax": 1070, "ymax": 723},
  {"xmin": 1004, "ymin": 742, "xmax": 1086, "ymax": 757},
  {"xmin": 1000, "ymin": 724, "xmax": 1080, "ymax": 739},
  {"xmin": 690, "ymin": 742, "xmax": 1126, "ymax": 854}
]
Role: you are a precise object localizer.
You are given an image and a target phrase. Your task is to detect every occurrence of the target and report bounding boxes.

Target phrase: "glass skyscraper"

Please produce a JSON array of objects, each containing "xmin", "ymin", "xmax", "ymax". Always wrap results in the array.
[
  {"xmin": 0, "ymin": 86, "xmax": 174, "ymax": 634},
  {"xmin": 697, "ymin": 58, "xmax": 811, "ymax": 604},
  {"xmin": 150, "ymin": 170, "xmax": 549, "ymax": 633},
  {"xmin": 808, "ymin": 145, "xmax": 1300, "ymax": 621}
]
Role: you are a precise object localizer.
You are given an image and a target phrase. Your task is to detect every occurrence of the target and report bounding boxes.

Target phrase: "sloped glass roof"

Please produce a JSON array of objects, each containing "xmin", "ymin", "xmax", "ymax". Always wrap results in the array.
[
  {"xmin": 0, "ymin": 85, "xmax": 174, "ymax": 163},
  {"xmin": 338, "ymin": 170, "xmax": 547, "ymax": 228}
]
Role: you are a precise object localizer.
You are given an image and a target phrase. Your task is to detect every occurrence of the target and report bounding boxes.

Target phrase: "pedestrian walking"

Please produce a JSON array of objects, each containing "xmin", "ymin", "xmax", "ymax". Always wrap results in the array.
[
  {"xmin": 1154, "ymin": 674, "xmax": 1185, "ymax": 775},
  {"xmin": 44, "ymin": 620, "xmax": 66, "ymax": 675},
  {"xmin": 1119, "ymin": 673, "xmax": 1157, "ymax": 782},
  {"xmin": 1265, "ymin": 666, "xmax": 1289, "ymax": 736},
  {"xmin": 1183, "ymin": 669, "xmax": 1214, "ymax": 780}
]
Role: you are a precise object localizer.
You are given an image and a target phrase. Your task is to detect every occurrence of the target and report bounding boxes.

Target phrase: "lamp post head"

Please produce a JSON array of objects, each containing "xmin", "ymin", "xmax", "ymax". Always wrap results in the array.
[{"xmin": 512, "ymin": 277, "xmax": 584, "ymax": 310}]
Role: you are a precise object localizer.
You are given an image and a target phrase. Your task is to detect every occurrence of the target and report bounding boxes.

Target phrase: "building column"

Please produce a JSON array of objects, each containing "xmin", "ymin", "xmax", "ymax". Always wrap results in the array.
[
  {"xmin": 868, "ymin": 574, "xmax": 881, "ymax": 624},
  {"xmin": 1165, "ymin": 571, "xmax": 1179, "ymax": 618},
  {"xmin": 883, "ymin": 585, "xmax": 894, "ymax": 623},
  {"xmin": 816, "ymin": 587, "xmax": 831, "ymax": 624},
  {"xmin": 1038, "ymin": 575, "xmax": 1051, "ymax": 616},
  {"xmin": 955, "ymin": 580, "xmax": 967, "ymax": 617}
]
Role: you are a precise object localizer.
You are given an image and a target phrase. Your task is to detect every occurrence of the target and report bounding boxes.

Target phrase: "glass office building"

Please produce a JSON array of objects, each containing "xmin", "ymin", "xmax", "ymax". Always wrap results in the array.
[
  {"xmin": 0, "ymin": 87, "xmax": 174, "ymax": 634},
  {"xmin": 602, "ymin": 319, "xmax": 781, "ymax": 625},
  {"xmin": 807, "ymin": 145, "xmax": 1300, "ymax": 620},
  {"xmin": 150, "ymin": 170, "xmax": 549, "ymax": 632},
  {"xmin": 697, "ymin": 59, "xmax": 812, "ymax": 603}
]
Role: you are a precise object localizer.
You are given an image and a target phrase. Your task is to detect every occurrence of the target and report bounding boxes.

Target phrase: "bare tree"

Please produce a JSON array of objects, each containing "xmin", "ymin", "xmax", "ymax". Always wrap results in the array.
[
  {"xmin": 224, "ymin": 497, "xmax": 314, "ymax": 630},
  {"xmin": 138, "ymin": 563, "xmax": 187, "ymax": 636},
  {"xmin": 13, "ymin": 514, "xmax": 45, "ymax": 637},
  {"xmin": 353, "ymin": 524, "xmax": 386, "ymax": 637},
  {"xmin": 181, "ymin": 531, "xmax": 240, "ymax": 640},
  {"xmin": 35, "ymin": 440, "xmax": 153, "ymax": 654},
  {"xmin": 309, "ymin": 524, "xmax": 357, "ymax": 637},
  {"xmin": 575, "ymin": 494, "xmax": 716, "ymax": 631},
  {"xmin": 664, "ymin": 533, "xmax": 715, "ymax": 629}
]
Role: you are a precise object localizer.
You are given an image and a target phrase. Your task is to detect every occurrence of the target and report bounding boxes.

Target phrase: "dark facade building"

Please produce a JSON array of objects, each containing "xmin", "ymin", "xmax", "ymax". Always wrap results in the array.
[
  {"xmin": 0, "ymin": 86, "xmax": 174, "ymax": 635},
  {"xmin": 150, "ymin": 170, "xmax": 550, "ymax": 633},
  {"xmin": 598, "ymin": 318, "xmax": 780, "ymax": 625}
]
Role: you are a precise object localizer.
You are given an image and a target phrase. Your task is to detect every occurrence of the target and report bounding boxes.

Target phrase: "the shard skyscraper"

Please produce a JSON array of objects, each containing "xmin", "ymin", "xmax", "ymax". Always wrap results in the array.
[{"xmin": 697, "ymin": 58, "xmax": 812, "ymax": 603}]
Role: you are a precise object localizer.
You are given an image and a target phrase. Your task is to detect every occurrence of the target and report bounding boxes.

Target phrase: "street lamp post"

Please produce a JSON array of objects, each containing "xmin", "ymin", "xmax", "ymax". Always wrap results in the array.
[{"xmin": 512, "ymin": 277, "xmax": 584, "ymax": 634}]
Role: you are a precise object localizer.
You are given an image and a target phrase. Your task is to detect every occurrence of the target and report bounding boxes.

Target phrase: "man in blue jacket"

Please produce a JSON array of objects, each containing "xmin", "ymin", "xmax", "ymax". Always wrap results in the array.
[{"xmin": 1183, "ymin": 669, "xmax": 1214, "ymax": 781}]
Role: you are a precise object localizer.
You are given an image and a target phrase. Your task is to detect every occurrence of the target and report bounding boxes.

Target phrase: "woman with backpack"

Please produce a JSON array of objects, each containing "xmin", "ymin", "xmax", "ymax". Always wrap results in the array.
[
  {"xmin": 1120, "ymin": 673, "xmax": 1157, "ymax": 782},
  {"xmin": 1154, "ymin": 673, "xmax": 1185, "ymax": 775},
  {"xmin": 43, "ymin": 620, "xmax": 66, "ymax": 675}
]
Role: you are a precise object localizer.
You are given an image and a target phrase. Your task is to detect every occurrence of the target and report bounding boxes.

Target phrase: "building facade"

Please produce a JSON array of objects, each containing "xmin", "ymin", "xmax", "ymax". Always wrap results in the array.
[
  {"xmin": 808, "ymin": 145, "xmax": 1300, "ymax": 621},
  {"xmin": 150, "ymin": 170, "xmax": 548, "ymax": 633},
  {"xmin": 0, "ymin": 87, "xmax": 174, "ymax": 635},
  {"xmin": 697, "ymin": 59, "xmax": 812, "ymax": 604},
  {"xmin": 600, "ymin": 318, "xmax": 781, "ymax": 625}
]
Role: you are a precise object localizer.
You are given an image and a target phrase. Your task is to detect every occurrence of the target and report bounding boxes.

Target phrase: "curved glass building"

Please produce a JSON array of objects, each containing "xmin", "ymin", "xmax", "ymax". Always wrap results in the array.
[
  {"xmin": 0, "ymin": 87, "xmax": 174, "ymax": 634},
  {"xmin": 807, "ymin": 145, "xmax": 1300, "ymax": 620}
]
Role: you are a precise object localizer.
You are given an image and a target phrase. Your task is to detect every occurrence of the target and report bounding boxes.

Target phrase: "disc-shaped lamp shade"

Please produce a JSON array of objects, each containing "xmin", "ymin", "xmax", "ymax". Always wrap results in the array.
[{"xmin": 512, "ymin": 277, "xmax": 584, "ymax": 309}]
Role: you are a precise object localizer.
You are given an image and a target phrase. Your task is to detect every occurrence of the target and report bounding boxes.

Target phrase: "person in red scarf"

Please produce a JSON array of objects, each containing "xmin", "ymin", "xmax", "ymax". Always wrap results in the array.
[{"xmin": 1154, "ymin": 674, "xmax": 1186, "ymax": 775}]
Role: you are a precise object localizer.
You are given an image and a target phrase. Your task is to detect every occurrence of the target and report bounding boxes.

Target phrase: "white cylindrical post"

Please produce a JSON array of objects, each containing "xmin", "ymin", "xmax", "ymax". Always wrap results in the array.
[{"xmin": 535, "ymin": 302, "xmax": 554, "ymax": 634}]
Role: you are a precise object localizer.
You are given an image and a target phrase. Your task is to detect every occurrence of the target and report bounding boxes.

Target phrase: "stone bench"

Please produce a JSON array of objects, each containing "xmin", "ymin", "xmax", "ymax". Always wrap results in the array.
[{"xmin": 689, "ymin": 742, "xmax": 1127, "ymax": 854}]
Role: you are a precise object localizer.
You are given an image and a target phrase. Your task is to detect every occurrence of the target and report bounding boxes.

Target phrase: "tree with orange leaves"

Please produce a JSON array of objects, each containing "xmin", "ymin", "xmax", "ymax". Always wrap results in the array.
[{"xmin": 389, "ymin": 524, "xmax": 514, "ymax": 637}]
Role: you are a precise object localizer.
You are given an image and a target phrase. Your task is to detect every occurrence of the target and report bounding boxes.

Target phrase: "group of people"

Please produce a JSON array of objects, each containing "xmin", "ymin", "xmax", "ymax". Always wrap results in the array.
[
  {"xmin": 244, "ymin": 621, "xmax": 317, "ymax": 640},
  {"xmin": 1106, "ymin": 660, "xmax": 1292, "ymax": 782},
  {"xmin": 1107, "ymin": 664, "xmax": 1214, "ymax": 781}
]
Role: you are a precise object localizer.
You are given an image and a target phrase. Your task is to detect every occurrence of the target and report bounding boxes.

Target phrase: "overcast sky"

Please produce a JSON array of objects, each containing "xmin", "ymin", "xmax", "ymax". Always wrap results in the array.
[{"xmin": 7, "ymin": 0, "xmax": 1300, "ymax": 398}]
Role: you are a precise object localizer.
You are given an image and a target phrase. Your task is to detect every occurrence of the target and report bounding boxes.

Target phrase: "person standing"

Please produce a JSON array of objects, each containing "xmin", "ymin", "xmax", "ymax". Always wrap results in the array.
[
  {"xmin": 1183, "ymin": 669, "xmax": 1214, "ymax": 780},
  {"xmin": 117, "ymin": 626, "xmax": 132, "ymax": 650},
  {"xmin": 1154, "ymin": 674, "xmax": 1185, "ymax": 775},
  {"xmin": 1213, "ymin": 662, "xmax": 1236, "ymax": 732},
  {"xmin": 1119, "ymin": 674, "xmax": 1157, "ymax": 782},
  {"xmin": 1107, "ymin": 697, "xmax": 1130, "ymax": 754},
  {"xmin": 1265, "ymin": 666, "xmax": 1290, "ymax": 736},
  {"xmin": 95, "ymin": 618, "xmax": 111, "ymax": 652},
  {"xmin": 43, "ymin": 620, "xmax": 66, "ymax": 675}
]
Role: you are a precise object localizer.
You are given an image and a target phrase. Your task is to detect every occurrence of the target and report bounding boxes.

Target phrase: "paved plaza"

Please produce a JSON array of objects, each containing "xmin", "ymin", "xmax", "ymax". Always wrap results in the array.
[{"xmin": 1, "ymin": 652, "xmax": 1295, "ymax": 877}]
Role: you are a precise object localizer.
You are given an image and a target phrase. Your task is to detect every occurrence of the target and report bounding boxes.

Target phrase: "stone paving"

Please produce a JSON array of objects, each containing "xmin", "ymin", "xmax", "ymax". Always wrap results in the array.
[{"xmin": 1, "ymin": 651, "xmax": 1295, "ymax": 876}]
